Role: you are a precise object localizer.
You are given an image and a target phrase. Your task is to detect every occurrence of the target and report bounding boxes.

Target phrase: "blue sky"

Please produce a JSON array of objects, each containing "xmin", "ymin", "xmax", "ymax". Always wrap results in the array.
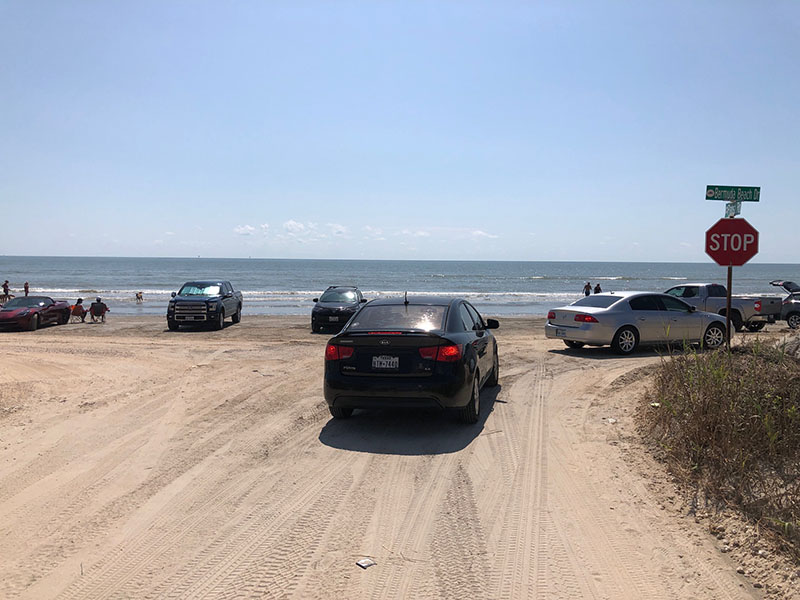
[{"xmin": 1, "ymin": 1, "xmax": 798, "ymax": 262}]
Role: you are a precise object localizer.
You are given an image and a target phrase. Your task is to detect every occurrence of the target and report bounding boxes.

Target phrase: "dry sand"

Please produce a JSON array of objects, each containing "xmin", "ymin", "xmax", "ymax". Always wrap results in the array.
[{"xmin": 0, "ymin": 315, "xmax": 797, "ymax": 599}]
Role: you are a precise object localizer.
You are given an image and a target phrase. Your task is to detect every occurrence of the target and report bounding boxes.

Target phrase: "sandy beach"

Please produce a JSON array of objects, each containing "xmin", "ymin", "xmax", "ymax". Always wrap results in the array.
[{"xmin": 1, "ymin": 315, "xmax": 797, "ymax": 599}]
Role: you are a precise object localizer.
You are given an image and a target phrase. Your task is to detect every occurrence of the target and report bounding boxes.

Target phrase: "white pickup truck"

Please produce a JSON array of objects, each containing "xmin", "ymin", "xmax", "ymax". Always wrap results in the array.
[{"xmin": 664, "ymin": 283, "xmax": 782, "ymax": 332}]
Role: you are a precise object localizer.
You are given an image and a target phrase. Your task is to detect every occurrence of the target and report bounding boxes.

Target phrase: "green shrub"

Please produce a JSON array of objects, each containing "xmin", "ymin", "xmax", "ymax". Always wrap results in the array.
[{"xmin": 643, "ymin": 341, "xmax": 800, "ymax": 551}]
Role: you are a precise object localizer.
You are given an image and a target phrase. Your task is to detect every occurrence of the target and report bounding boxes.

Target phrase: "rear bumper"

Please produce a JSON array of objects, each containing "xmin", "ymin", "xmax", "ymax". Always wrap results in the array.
[
  {"xmin": 324, "ymin": 371, "xmax": 472, "ymax": 410},
  {"xmin": 544, "ymin": 322, "xmax": 614, "ymax": 345}
]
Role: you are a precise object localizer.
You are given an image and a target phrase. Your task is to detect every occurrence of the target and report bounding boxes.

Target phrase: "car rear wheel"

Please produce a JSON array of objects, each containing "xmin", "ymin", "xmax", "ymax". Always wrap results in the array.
[
  {"xmin": 564, "ymin": 340, "xmax": 585, "ymax": 349},
  {"xmin": 611, "ymin": 326, "xmax": 638, "ymax": 355},
  {"xmin": 702, "ymin": 323, "xmax": 725, "ymax": 349},
  {"xmin": 329, "ymin": 405, "xmax": 353, "ymax": 419},
  {"xmin": 459, "ymin": 375, "xmax": 481, "ymax": 424},
  {"xmin": 788, "ymin": 313, "xmax": 800, "ymax": 330},
  {"xmin": 60, "ymin": 310, "xmax": 70, "ymax": 325},
  {"xmin": 486, "ymin": 350, "xmax": 499, "ymax": 387},
  {"xmin": 28, "ymin": 314, "xmax": 39, "ymax": 331},
  {"xmin": 745, "ymin": 322, "xmax": 765, "ymax": 332}
]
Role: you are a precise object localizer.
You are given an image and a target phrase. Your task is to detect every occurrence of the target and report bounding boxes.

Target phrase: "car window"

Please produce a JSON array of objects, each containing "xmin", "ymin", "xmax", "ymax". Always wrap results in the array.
[
  {"xmin": 3, "ymin": 297, "xmax": 51, "ymax": 308},
  {"xmin": 320, "ymin": 289, "xmax": 357, "ymax": 303},
  {"xmin": 660, "ymin": 296, "xmax": 691, "ymax": 312},
  {"xmin": 458, "ymin": 304, "xmax": 476, "ymax": 331},
  {"xmin": 465, "ymin": 303, "xmax": 484, "ymax": 329},
  {"xmin": 709, "ymin": 285, "xmax": 727, "ymax": 298},
  {"xmin": 629, "ymin": 295, "xmax": 662, "ymax": 311},
  {"xmin": 572, "ymin": 295, "xmax": 622, "ymax": 308},
  {"xmin": 666, "ymin": 286, "xmax": 699, "ymax": 298},
  {"xmin": 347, "ymin": 304, "xmax": 446, "ymax": 332}
]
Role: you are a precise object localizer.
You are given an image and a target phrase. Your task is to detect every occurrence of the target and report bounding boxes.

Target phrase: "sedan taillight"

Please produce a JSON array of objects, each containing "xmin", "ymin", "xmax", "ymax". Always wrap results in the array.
[
  {"xmin": 325, "ymin": 344, "xmax": 354, "ymax": 360},
  {"xmin": 574, "ymin": 314, "xmax": 598, "ymax": 323},
  {"xmin": 547, "ymin": 311, "xmax": 556, "ymax": 320},
  {"xmin": 419, "ymin": 344, "xmax": 462, "ymax": 362}
]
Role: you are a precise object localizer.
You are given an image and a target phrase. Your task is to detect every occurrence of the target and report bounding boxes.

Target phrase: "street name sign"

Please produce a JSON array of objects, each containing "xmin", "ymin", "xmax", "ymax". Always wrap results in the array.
[
  {"xmin": 705, "ymin": 218, "xmax": 759, "ymax": 267},
  {"xmin": 706, "ymin": 185, "xmax": 760, "ymax": 202}
]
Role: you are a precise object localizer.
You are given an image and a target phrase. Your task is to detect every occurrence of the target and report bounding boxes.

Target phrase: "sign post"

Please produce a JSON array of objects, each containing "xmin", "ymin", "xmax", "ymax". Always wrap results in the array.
[{"xmin": 704, "ymin": 216, "xmax": 760, "ymax": 348}]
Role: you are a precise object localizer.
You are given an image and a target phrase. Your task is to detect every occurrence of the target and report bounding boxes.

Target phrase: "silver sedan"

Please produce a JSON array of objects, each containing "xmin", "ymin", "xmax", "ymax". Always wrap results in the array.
[{"xmin": 545, "ymin": 291, "xmax": 727, "ymax": 354}]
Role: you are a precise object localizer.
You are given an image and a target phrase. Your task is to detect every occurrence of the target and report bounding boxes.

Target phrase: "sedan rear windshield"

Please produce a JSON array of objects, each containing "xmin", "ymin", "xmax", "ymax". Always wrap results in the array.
[
  {"xmin": 570, "ymin": 295, "xmax": 622, "ymax": 308},
  {"xmin": 347, "ymin": 304, "xmax": 446, "ymax": 332},
  {"xmin": 179, "ymin": 284, "xmax": 221, "ymax": 296}
]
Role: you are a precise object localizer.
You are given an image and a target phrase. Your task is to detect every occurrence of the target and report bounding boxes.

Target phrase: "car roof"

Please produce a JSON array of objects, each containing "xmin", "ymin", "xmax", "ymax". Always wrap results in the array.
[
  {"xmin": 183, "ymin": 280, "xmax": 225, "ymax": 285},
  {"xmin": 325, "ymin": 285, "xmax": 360, "ymax": 291},
  {"xmin": 366, "ymin": 295, "xmax": 456, "ymax": 307}
]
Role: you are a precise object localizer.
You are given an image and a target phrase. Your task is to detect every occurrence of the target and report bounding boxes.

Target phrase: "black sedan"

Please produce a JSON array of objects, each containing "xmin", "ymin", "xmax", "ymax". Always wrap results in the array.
[
  {"xmin": 323, "ymin": 296, "xmax": 499, "ymax": 423},
  {"xmin": 311, "ymin": 286, "xmax": 367, "ymax": 332}
]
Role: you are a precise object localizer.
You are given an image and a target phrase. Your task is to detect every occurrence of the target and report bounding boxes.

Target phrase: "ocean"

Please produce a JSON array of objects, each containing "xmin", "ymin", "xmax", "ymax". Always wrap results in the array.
[{"xmin": 0, "ymin": 256, "xmax": 797, "ymax": 317}]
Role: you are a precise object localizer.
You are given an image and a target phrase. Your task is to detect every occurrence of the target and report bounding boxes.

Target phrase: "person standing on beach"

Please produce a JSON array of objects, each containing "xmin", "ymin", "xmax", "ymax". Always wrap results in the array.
[
  {"xmin": 583, "ymin": 282, "xmax": 591, "ymax": 296},
  {"xmin": 24, "ymin": 282, "xmax": 29, "ymax": 296},
  {"xmin": 2, "ymin": 280, "xmax": 9, "ymax": 298}
]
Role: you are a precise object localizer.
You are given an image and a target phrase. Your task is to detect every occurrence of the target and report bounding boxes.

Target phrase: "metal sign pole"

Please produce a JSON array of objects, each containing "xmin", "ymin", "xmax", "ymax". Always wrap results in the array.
[{"xmin": 726, "ymin": 265, "xmax": 732, "ymax": 350}]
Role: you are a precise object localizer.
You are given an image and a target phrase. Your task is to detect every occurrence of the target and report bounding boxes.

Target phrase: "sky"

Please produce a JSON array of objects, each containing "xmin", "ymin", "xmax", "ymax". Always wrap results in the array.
[{"xmin": 1, "ymin": 1, "xmax": 798, "ymax": 262}]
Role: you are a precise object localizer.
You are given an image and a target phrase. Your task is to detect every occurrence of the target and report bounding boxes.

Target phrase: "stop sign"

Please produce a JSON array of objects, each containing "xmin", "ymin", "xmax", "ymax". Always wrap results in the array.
[{"xmin": 705, "ymin": 218, "xmax": 759, "ymax": 266}]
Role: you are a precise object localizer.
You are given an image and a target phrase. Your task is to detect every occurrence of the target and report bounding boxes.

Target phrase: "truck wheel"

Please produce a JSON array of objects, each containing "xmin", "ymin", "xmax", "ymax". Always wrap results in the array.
[
  {"xmin": 725, "ymin": 311, "xmax": 743, "ymax": 332},
  {"xmin": 745, "ymin": 322, "xmax": 765, "ymax": 332},
  {"xmin": 214, "ymin": 310, "xmax": 225, "ymax": 330},
  {"xmin": 232, "ymin": 305, "xmax": 241, "ymax": 324},
  {"xmin": 167, "ymin": 319, "xmax": 179, "ymax": 331},
  {"xmin": 702, "ymin": 323, "xmax": 725, "ymax": 349},
  {"xmin": 788, "ymin": 313, "xmax": 800, "ymax": 330},
  {"xmin": 611, "ymin": 326, "xmax": 638, "ymax": 355}
]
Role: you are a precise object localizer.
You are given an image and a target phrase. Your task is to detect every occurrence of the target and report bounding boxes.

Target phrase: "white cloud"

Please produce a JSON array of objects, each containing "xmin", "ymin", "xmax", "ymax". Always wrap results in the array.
[
  {"xmin": 260, "ymin": 223, "xmax": 269, "ymax": 234},
  {"xmin": 471, "ymin": 230, "xmax": 499, "ymax": 239},
  {"xmin": 327, "ymin": 223, "xmax": 348, "ymax": 236},
  {"xmin": 400, "ymin": 229, "xmax": 430, "ymax": 238},
  {"xmin": 283, "ymin": 219, "xmax": 306, "ymax": 234},
  {"xmin": 234, "ymin": 225, "xmax": 256, "ymax": 236}
]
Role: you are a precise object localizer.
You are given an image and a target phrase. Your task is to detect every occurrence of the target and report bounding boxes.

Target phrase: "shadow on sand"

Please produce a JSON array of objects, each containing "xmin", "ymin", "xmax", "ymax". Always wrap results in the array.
[{"xmin": 318, "ymin": 385, "xmax": 503, "ymax": 456}]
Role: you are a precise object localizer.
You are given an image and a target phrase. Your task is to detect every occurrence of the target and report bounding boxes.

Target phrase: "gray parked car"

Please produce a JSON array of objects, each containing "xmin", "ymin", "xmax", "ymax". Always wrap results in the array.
[
  {"xmin": 771, "ymin": 280, "xmax": 800, "ymax": 329},
  {"xmin": 545, "ymin": 291, "xmax": 727, "ymax": 354}
]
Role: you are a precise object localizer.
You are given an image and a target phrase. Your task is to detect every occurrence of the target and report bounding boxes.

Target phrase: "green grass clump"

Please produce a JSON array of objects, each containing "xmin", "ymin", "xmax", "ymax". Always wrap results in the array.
[{"xmin": 644, "ymin": 340, "xmax": 800, "ymax": 551}]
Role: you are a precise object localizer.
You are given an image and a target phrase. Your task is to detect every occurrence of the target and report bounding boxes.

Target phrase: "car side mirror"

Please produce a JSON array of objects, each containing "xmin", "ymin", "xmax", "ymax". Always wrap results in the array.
[
  {"xmin": 688, "ymin": 306, "xmax": 696, "ymax": 313},
  {"xmin": 485, "ymin": 318, "xmax": 500, "ymax": 329},
  {"xmin": 361, "ymin": 298, "xmax": 367, "ymax": 303},
  {"xmin": 224, "ymin": 292, "xmax": 233, "ymax": 298},
  {"xmin": 171, "ymin": 291, "xmax": 176, "ymax": 298},
  {"xmin": 313, "ymin": 298, "xmax": 319, "ymax": 303}
]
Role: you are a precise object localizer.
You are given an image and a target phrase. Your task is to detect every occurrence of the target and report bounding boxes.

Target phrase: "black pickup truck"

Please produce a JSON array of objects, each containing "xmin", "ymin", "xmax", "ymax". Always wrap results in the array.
[{"xmin": 167, "ymin": 280, "xmax": 243, "ymax": 330}]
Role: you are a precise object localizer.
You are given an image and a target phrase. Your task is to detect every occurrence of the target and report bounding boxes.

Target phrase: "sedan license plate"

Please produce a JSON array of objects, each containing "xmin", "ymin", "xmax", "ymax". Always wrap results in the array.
[
  {"xmin": 555, "ymin": 328, "xmax": 566, "ymax": 337},
  {"xmin": 329, "ymin": 316, "xmax": 339, "ymax": 322},
  {"xmin": 372, "ymin": 355, "xmax": 399, "ymax": 370}
]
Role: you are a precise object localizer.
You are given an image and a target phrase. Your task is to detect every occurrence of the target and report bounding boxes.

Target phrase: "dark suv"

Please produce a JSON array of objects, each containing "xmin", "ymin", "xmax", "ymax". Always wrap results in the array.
[{"xmin": 312, "ymin": 286, "xmax": 366, "ymax": 332}]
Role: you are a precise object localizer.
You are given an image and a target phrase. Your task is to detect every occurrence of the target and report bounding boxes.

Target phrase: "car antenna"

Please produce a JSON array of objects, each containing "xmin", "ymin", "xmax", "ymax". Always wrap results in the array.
[{"xmin": 404, "ymin": 291, "xmax": 409, "ymax": 305}]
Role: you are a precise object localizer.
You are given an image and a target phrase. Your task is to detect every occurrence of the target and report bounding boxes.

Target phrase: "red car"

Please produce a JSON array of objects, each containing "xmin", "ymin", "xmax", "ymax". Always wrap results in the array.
[{"xmin": 0, "ymin": 296, "xmax": 71, "ymax": 331}]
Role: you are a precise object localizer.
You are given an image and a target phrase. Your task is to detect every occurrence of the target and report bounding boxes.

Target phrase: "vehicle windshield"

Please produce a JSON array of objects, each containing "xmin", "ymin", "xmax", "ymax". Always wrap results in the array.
[
  {"xmin": 570, "ymin": 295, "xmax": 622, "ymax": 308},
  {"xmin": 179, "ymin": 284, "xmax": 221, "ymax": 296},
  {"xmin": 3, "ymin": 297, "xmax": 51, "ymax": 308},
  {"xmin": 347, "ymin": 304, "xmax": 446, "ymax": 332},
  {"xmin": 320, "ymin": 289, "xmax": 357, "ymax": 303}
]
